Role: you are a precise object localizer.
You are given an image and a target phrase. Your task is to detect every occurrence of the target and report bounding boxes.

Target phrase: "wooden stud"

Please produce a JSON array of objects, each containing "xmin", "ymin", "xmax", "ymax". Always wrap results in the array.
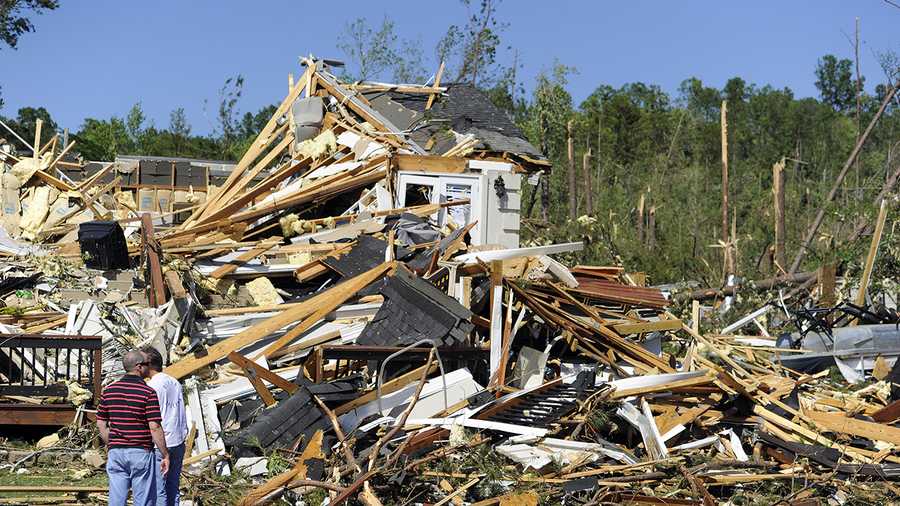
[
  {"xmin": 228, "ymin": 351, "xmax": 299, "ymax": 394},
  {"xmin": 209, "ymin": 237, "xmax": 281, "ymax": 279}
]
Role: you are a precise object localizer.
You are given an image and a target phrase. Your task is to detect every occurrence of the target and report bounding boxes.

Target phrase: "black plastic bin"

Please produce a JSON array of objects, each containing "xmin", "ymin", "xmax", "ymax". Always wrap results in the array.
[{"xmin": 77, "ymin": 221, "xmax": 130, "ymax": 270}]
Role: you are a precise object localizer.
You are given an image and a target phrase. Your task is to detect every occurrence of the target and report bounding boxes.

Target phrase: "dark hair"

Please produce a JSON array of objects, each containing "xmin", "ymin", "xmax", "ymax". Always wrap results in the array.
[{"xmin": 143, "ymin": 347, "xmax": 164, "ymax": 372}]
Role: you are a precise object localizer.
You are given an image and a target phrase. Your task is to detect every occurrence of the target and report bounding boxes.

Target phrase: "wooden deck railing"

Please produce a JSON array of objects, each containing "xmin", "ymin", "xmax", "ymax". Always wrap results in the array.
[{"xmin": 0, "ymin": 334, "xmax": 102, "ymax": 403}]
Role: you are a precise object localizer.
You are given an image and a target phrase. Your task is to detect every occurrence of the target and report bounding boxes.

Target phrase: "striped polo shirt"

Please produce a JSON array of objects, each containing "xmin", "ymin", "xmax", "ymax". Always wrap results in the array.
[{"xmin": 96, "ymin": 374, "xmax": 162, "ymax": 449}]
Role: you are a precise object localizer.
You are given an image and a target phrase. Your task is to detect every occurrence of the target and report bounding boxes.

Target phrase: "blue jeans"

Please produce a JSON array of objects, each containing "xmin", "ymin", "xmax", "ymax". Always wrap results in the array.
[
  {"xmin": 107, "ymin": 447, "xmax": 157, "ymax": 506},
  {"xmin": 155, "ymin": 443, "xmax": 185, "ymax": 506}
]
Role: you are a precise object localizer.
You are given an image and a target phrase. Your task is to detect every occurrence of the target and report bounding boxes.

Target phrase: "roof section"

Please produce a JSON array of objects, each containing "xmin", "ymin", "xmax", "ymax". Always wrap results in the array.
[{"xmin": 362, "ymin": 83, "xmax": 546, "ymax": 164}]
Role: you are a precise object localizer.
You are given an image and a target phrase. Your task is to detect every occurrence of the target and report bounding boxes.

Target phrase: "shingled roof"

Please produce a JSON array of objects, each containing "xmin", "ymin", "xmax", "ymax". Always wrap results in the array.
[{"xmin": 362, "ymin": 83, "xmax": 548, "ymax": 167}]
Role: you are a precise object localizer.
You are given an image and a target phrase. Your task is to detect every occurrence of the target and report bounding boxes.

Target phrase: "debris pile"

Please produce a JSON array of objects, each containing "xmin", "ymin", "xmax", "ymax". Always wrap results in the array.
[{"xmin": 0, "ymin": 58, "xmax": 899, "ymax": 505}]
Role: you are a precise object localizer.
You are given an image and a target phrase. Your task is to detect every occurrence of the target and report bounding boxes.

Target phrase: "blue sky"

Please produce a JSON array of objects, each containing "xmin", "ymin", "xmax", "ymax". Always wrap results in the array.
[{"xmin": 1, "ymin": 1, "xmax": 898, "ymax": 135}]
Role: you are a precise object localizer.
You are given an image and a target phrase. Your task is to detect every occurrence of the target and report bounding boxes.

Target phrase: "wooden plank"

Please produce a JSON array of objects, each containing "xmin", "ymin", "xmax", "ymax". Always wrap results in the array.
[
  {"xmin": 33, "ymin": 169, "xmax": 76, "ymax": 192},
  {"xmin": 182, "ymin": 447, "xmax": 224, "ymax": 466},
  {"xmin": 427, "ymin": 62, "xmax": 445, "ymax": 111},
  {"xmin": 543, "ymin": 283, "xmax": 674, "ymax": 372},
  {"xmin": 488, "ymin": 261, "xmax": 504, "ymax": 378},
  {"xmin": 612, "ymin": 319, "xmax": 682, "ymax": 335},
  {"xmin": 269, "ymin": 329, "xmax": 342, "ymax": 359},
  {"xmin": 395, "ymin": 154, "xmax": 466, "ymax": 173},
  {"xmin": 256, "ymin": 262, "xmax": 393, "ymax": 359},
  {"xmin": 346, "ymin": 83, "xmax": 446, "ymax": 95},
  {"xmin": 141, "ymin": 214, "xmax": 167, "ymax": 307},
  {"xmin": 210, "ymin": 237, "xmax": 281, "ymax": 279},
  {"xmin": 165, "ymin": 262, "xmax": 392, "ymax": 379},
  {"xmin": 184, "ymin": 422, "xmax": 197, "ymax": 458},
  {"xmin": 204, "ymin": 126, "xmax": 293, "ymax": 220},
  {"xmin": 611, "ymin": 374, "xmax": 715, "ymax": 400},
  {"xmin": 229, "ymin": 352, "xmax": 276, "ymax": 407},
  {"xmin": 873, "ymin": 399, "xmax": 900, "ymax": 424},
  {"xmin": 164, "ymin": 270, "xmax": 187, "ymax": 299},
  {"xmin": 228, "ymin": 351, "xmax": 299, "ymax": 394},
  {"xmin": 754, "ymin": 404, "xmax": 877, "ymax": 463},
  {"xmin": 33, "ymin": 118, "xmax": 42, "ymax": 156},
  {"xmin": 807, "ymin": 409, "xmax": 900, "ymax": 445},
  {"xmin": 0, "ymin": 404, "xmax": 78, "ymax": 425}
]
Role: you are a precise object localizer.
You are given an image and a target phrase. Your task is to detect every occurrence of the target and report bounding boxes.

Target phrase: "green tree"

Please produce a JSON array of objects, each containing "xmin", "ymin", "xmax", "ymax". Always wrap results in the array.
[
  {"xmin": 0, "ymin": 0, "xmax": 58, "ymax": 50},
  {"xmin": 815, "ymin": 54, "xmax": 860, "ymax": 113},
  {"xmin": 440, "ymin": 0, "xmax": 509, "ymax": 87},
  {"xmin": 2, "ymin": 106, "xmax": 57, "ymax": 151},
  {"xmin": 73, "ymin": 117, "xmax": 129, "ymax": 161},
  {"xmin": 338, "ymin": 17, "xmax": 398, "ymax": 82},
  {"xmin": 169, "ymin": 107, "xmax": 190, "ymax": 157},
  {"xmin": 217, "ymin": 75, "xmax": 244, "ymax": 159},
  {"xmin": 125, "ymin": 102, "xmax": 148, "ymax": 153},
  {"xmin": 392, "ymin": 38, "xmax": 426, "ymax": 83}
]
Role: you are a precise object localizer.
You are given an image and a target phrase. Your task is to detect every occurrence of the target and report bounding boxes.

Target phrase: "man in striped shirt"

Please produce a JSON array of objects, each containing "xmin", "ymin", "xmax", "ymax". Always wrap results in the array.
[{"xmin": 97, "ymin": 350, "xmax": 170, "ymax": 506}]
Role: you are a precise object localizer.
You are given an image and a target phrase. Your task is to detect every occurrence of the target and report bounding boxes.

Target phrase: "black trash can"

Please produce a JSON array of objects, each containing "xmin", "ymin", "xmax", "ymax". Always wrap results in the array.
[{"xmin": 77, "ymin": 221, "xmax": 130, "ymax": 270}]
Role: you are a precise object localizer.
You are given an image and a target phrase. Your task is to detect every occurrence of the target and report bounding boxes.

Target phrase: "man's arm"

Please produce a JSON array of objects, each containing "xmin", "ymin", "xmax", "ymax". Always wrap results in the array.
[
  {"xmin": 149, "ymin": 421, "xmax": 170, "ymax": 476},
  {"xmin": 97, "ymin": 419, "xmax": 109, "ymax": 444}
]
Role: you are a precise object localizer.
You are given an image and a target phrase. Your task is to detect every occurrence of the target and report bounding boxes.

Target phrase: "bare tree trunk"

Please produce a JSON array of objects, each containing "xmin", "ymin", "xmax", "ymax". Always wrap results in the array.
[
  {"xmin": 567, "ymin": 120, "xmax": 577, "ymax": 220},
  {"xmin": 855, "ymin": 17, "xmax": 862, "ymax": 196},
  {"xmin": 720, "ymin": 101, "xmax": 732, "ymax": 278},
  {"xmin": 637, "ymin": 193, "xmax": 645, "ymax": 244},
  {"xmin": 540, "ymin": 174, "xmax": 550, "ymax": 222},
  {"xmin": 539, "ymin": 111, "xmax": 549, "ymax": 222},
  {"xmin": 596, "ymin": 116, "xmax": 603, "ymax": 211},
  {"xmin": 583, "ymin": 147, "xmax": 593, "ymax": 215},
  {"xmin": 773, "ymin": 158, "xmax": 786, "ymax": 271},
  {"xmin": 731, "ymin": 207, "xmax": 738, "ymax": 275},
  {"xmin": 648, "ymin": 206, "xmax": 656, "ymax": 250}
]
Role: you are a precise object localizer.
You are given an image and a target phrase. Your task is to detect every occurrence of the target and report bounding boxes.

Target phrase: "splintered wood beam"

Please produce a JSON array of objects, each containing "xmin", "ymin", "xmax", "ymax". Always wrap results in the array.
[
  {"xmin": 853, "ymin": 198, "xmax": 888, "ymax": 308},
  {"xmin": 426, "ymin": 61, "xmax": 445, "ymax": 110},
  {"xmin": 229, "ymin": 352, "xmax": 277, "ymax": 407},
  {"xmin": 76, "ymin": 161, "xmax": 114, "ymax": 192},
  {"xmin": 255, "ymin": 262, "xmax": 394, "ymax": 359},
  {"xmin": 141, "ymin": 214, "xmax": 167, "ymax": 307},
  {"xmin": 33, "ymin": 118, "xmax": 42, "ymax": 156},
  {"xmin": 203, "ymin": 124, "xmax": 293, "ymax": 220},
  {"xmin": 165, "ymin": 262, "xmax": 393, "ymax": 379},
  {"xmin": 33, "ymin": 169, "xmax": 76, "ymax": 192},
  {"xmin": 184, "ymin": 422, "xmax": 197, "ymax": 458},
  {"xmin": 872, "ymin": 399, "xmax": 900, "ymax": 424},
  {"xmin": 612, "ymin": 319, "xmax": 682, "ymax": 335},
  {"xmin": 165, "ymin": 270, "xmax": 187, "ymax": 299},
  {"xmin": 209, "ymin": 237, "xmax": 282, "ymax": 279},
  {"xmin": 227, "ymin": 351, "xmax": 299, "ymax": 395},
  {"xmin": 186, "ymin": 67, "xmax": 311, "ymax": 227},
  {"xmin": 806, "ymin": 409, "xmax": 900, "ymax": 446}
]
